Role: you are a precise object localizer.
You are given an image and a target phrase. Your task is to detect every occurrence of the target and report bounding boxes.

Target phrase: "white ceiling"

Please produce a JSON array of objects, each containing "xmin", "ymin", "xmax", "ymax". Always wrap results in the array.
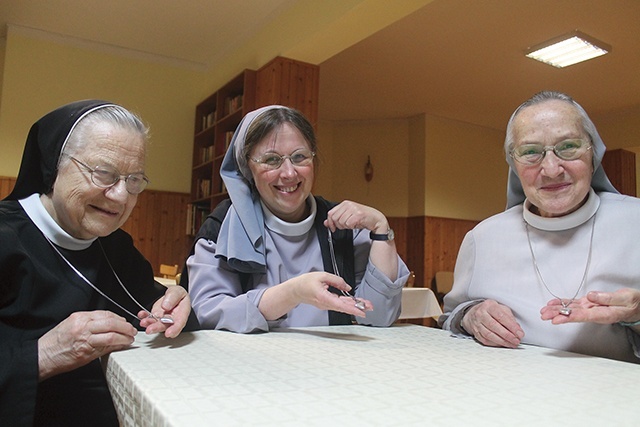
[
  {"xmin": 0, "ymin": 0, "xmax": 296, "ymax": 69},
  {"xmin": 1, "ymin": 0, "xmax": 639, "ymax": 132},
  {"xmin": 319, "ymin": 0, "xmax": 640, "ymax": 130}
]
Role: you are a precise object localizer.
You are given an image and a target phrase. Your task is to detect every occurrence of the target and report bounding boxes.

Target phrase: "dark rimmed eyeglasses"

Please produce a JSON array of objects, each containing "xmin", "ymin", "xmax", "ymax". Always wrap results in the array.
[
  {"xmin": 510, "ymin": 139, "xmax": 592, "ymax": 166},
  {"xmin": 67, "ymin": 156, "xmax": 149, "ymax": 194},
  {"xmin": 249, "ymin": 149, "xmax": 315, "ymax": 170}
]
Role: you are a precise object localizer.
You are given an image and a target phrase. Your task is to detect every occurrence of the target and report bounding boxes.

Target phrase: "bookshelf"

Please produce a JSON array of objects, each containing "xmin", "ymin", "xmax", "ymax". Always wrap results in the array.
[{"xmin": 187, "ymin": 69, "xmax": 256, "ymax": 235}]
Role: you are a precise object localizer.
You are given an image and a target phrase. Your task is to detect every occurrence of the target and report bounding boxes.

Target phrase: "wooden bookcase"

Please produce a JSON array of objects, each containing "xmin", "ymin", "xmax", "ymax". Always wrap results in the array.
[
  {"xmin": 187, "ymin": 70, "xmax": 256, "ymax": 235},
  {"xmin": 187, "ymin": 57, "xmax": 319, "ymax": 236},
  {"xmin": 255, "ymin": 56, "xmax": 320, "ymax": 128}
]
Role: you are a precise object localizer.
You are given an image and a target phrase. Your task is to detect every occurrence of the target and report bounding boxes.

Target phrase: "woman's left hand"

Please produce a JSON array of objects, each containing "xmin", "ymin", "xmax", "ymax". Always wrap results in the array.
[
  {"xmin": 325, "ymin": 200, "xmax": 388, "ymax": 233},
  {"xmin": 138, "ymin": 285, "xmax": 192, "ymax": 338},
  {"xmin": 540, "ymin": 288, "xmax": 640, "ymax": 325}
]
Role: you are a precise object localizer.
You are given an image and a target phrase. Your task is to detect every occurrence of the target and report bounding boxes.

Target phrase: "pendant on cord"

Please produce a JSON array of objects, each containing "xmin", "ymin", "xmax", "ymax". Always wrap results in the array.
[{"xmin": 559, "ymin": 301, "xmax": 572, "ymax": 316}]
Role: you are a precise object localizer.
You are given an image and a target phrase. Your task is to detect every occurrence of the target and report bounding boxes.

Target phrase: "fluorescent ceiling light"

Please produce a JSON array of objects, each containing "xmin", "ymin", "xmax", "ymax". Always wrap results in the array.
[{"xmin": 525, "ymin": 30, "xmax": 611, "ymax": 68}]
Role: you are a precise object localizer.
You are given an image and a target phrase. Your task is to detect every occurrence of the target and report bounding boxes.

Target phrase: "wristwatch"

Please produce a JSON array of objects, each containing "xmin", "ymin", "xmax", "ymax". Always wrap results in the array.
[{"xmin": 370, "ymin": 229, "xmax": 394, "ymax": 241}]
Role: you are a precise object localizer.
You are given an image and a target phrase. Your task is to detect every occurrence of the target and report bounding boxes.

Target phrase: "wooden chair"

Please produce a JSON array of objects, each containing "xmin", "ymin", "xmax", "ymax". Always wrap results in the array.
[{"xmin": 159, "ymin": 264, "xmax": 179, "ymax": 279}]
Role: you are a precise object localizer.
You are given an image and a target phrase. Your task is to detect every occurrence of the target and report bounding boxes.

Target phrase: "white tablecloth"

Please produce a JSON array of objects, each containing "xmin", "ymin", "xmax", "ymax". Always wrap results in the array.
[{"xmin": 105, "ymin": 325, "xmax": 640, "ymax": 427}]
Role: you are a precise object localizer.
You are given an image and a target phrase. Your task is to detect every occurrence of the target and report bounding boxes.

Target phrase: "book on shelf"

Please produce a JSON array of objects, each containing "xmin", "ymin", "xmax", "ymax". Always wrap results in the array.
[
  {"xmin": 201, "ymin": 111, "xmax": 217, "ymax": 131},
  {"xmin": 199, "ymin": 145, "xmax": 214, "ymax": 164},
  {"xmin": 186, "ymin": 204, "xmax": 210, "ymax": 235},
  {"xmin": 196, "ymin": 178, "xmax": 211, "ymax": 199},
  {"xmin": 224, "ymin": 94, "xmax": 243, "ymax": 116}
]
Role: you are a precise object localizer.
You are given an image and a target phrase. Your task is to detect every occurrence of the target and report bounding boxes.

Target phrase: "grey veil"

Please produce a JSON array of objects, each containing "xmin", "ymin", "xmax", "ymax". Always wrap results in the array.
[{"xmin": 215, "ymin": 105, "xmax": 286, "ymax": 273}]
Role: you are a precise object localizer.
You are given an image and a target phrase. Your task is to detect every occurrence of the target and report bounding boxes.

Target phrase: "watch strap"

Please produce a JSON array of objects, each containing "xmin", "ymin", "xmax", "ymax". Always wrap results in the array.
[{"xmin": 369, "ymin": 229, "xmax": 394, "ymax": 241}]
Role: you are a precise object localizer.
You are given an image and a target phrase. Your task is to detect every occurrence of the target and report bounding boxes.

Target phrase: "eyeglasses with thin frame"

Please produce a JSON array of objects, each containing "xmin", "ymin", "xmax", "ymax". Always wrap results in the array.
[
  {"xmin": 510, "ymin": 139, "xmax": 592, "ymax": 166},
  {"xmin": 249, "ymin": 148, "xmax": 315, "ymax": 170},
  {"xmin": 67, "ymin": 155, "xmax": 149, "ymax": 194}
]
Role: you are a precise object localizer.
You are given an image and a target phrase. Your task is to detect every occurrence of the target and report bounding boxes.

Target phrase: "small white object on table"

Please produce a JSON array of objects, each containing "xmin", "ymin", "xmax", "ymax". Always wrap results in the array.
[
  {"xmin": 399, "ymin": 287, "xmax": 442, "ymax": 320},
  {"xmin": 104, "ymin": 325, "xmax": 640, "ymax": 427},
  {"xmin": 154, "ymin": 276, "xmax": 176, "ymax": 286}
]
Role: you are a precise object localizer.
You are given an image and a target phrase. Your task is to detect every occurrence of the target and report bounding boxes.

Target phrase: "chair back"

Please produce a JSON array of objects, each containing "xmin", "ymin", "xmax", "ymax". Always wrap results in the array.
[{"xmin": 159, "ymin": 264, "xmax": 179, "ymax": 279}]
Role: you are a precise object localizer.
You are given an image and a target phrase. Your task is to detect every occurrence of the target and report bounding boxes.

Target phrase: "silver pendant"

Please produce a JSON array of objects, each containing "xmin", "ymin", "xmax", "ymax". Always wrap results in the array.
[{"xmin": 559, "ymin": 306, "xmax": 571, "ymax": 316}]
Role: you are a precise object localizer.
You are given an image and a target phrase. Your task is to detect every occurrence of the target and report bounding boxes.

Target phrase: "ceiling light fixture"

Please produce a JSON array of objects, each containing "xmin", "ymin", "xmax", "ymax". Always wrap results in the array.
[{"xmin": 525, "ymin": 30, "xmax": 611, "ymax": 68}]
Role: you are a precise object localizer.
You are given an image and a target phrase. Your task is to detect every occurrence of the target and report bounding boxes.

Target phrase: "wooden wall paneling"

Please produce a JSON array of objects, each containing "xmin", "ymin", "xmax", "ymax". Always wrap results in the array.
[
  {"xmin": 423, "ymin": 216, "xmax": 477, "ymax": 290},
  {"xmin": 158, "ymin": 191, "xmax": 192, "ymax": 269},
  {"xmin": 397, "ymin": 216, "xmax": 425, "ymax": 287},
  {"xmin": 0, "ymin": 176, "xmax": 17, "ymax": 199},
  {"xmin": 382, "ymin": 216, "xmax": 476, "ymax": 290},
  {"xmin": 373, "ymin": 216, "xmax": 477, "ymax": 290},
  {"xmin": 120, "ymin": 189, "xmax": 191, "ymax": 276},
  {"xmin": 387, "ymin": 217, "xmax": 407, "ymax": 260},
  {"xmin": 602, "ymin": 148, "xmax": 636, "ymax": 196}
]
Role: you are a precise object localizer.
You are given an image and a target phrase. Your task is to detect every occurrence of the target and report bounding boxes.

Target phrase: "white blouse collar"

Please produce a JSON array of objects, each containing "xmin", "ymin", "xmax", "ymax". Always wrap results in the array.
[
  {"xmin": 523, "ymin": 188, "xmax": 600, "ymax": 231},
  {"xmin": 19, "ymin": 193, "xmax": 97, "ymax": 250},
  {"xmin": 262, "ymin": 195, "xmax": 317, "ymax": 237}
]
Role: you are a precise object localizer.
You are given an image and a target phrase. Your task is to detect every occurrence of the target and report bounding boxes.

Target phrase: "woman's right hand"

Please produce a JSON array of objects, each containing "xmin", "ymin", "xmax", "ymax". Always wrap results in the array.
[
  {"xmin": 259, "ymin": 271, "xmax": 373, "ymax": 320},
  {"xmin": 37, "ymin": 310, "xmax": 137, "ymax": 381},
  {"xmin": 460, "ymin": 299, "xmax": 524, "ymax": 348}
]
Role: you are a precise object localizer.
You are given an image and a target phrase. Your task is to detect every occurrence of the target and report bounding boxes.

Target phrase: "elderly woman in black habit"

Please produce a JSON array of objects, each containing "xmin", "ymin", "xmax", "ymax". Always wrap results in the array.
[{"xmin": 0, "ymin": 100, "xmax": 198, "ymax": 426}]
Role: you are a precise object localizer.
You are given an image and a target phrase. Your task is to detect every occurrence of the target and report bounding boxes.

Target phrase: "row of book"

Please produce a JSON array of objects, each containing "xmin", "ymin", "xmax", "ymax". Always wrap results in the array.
[
  {"xmin": 195, "ymin": 178, "xmax": 227, "ymax": 199},
  {"xmin": 223, "ymin": 94, "xmax": 243, "ymax": 116},
  {"xmin": 195, "ymin": 178, "xmax": 212, "ymax": 199},
  {"xmin": 197, "ymin": 145, "xmax": 215, "ymax": 164},
  {"xmin": 200, "ymin": 111, "xmax": 217, "ymax": 131},
  {"xmin": 195, "ymin": 131, "xmax": 235, "ymax": 166},
  {"xmin": 198, "ymin": 94, "xmax": 243, "ymax": 133},
  {"xmin": 185, "ymin": 204, "xmax": 210, "ymax": 236}
]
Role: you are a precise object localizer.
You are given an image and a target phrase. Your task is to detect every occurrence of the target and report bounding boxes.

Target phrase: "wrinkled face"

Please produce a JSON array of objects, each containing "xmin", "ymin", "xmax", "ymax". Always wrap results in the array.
[
  {"xmin": 43, "ymin": 122, "xmax": 146, "ymax": 239},
  {"xmin": 512, "ymin": 100, "xmax": 594, "ymax": 218},
  {"xmin": 248, "ymin": 123, "xmax": 314, "ymax": 222}
]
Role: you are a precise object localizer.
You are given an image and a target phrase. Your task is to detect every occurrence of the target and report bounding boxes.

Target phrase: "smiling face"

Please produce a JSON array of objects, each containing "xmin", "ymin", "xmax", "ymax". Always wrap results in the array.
[
  {"xmin": 512, "ymin": 100, "xmax": 594, "ymax": 218},
  {"xmin": 248, "ymin": 122, "xmax": 315, "ymax": 222},
  {"xmin": 42, "ymin": 121, "xmax": 146, "ymax": 239}
]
